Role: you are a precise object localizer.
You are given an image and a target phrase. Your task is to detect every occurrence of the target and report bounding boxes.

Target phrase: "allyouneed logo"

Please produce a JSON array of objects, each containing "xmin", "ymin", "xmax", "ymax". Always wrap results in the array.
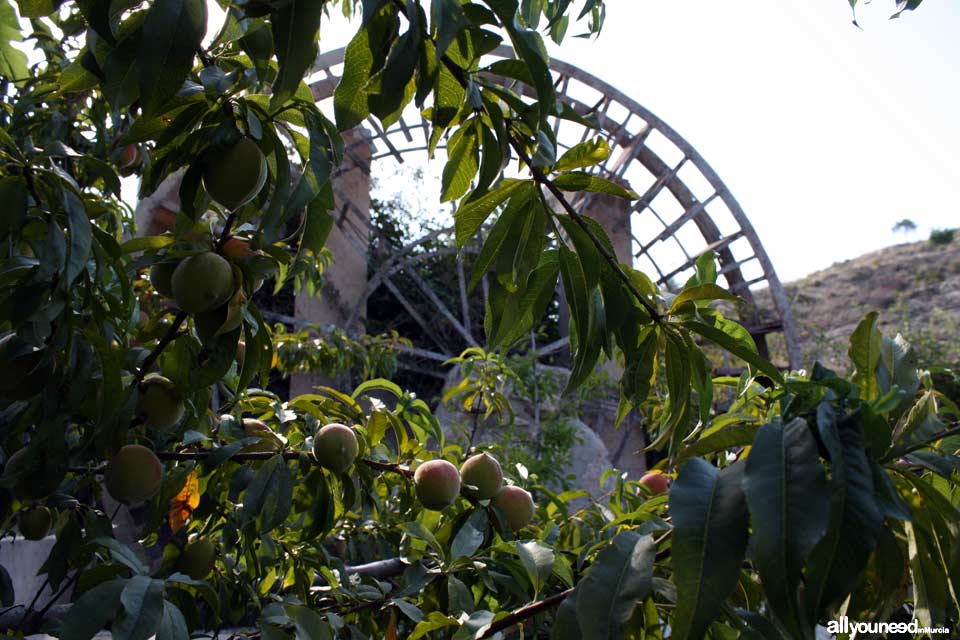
[{"xmin": 825, "ymin": 617, "xmax": 950, "ymax": 635}]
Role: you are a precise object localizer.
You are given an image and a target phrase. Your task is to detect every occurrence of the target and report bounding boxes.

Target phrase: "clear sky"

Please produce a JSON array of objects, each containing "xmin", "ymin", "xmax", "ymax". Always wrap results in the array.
[{"xmin": 307, "ymin": 0, "xmax": 959, "ymax": 282}]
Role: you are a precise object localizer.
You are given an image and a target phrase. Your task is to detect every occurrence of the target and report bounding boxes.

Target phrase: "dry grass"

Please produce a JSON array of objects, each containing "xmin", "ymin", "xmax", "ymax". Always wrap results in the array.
[{"xmin": 756, "ymin": 237, "xmax": 960, "ymax": 371}]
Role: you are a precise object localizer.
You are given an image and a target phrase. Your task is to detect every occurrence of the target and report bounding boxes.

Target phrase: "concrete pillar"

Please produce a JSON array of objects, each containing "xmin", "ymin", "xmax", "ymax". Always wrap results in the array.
[
  {"xmin": 290, "ymin": 128, "xmax": 373, "ymax": 397},
  {"xmin": 584, "ymin": 190, "xmax": 634, "ymax": 267}
]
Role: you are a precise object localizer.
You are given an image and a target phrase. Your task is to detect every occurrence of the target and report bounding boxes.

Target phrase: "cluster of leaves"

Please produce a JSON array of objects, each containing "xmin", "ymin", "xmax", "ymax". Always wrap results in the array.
[
  {"xmin": 501, "ymin": 351, "xmax": 606, "ymax": 490},
  {"xmin": 647, "ymin": 314, "xmax": 960, "ymax": 638},
  {"xmin": 897, "ymin": 306, "xmax": 960, "ymax": 373},
  {"xmin": 443, "ymin": 347, "xmax": 521, "ymax": 424},
  {"xmin": 1, "ymin": 0, "xmax": 955, "ymax": 638},
  {"xmin": 848, "ymin": 0, "xmax": 924, "ymax": 24},
  {"xmin": 443, "ymin": 347, "xmax": 622, "ymax": 490},
  {"xmin": 929, "ymin": 228, "xmax": 956, "ymax": 247},
  {"xmin": 272, "ymin": 323, "xmax": 409, "ymax": 382}
]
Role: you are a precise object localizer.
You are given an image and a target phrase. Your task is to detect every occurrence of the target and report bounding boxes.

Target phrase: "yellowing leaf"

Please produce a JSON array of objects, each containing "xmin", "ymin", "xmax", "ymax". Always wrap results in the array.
[{"xmin": 169, "ymin": 471, "xmax": 200, "ymax": 533}]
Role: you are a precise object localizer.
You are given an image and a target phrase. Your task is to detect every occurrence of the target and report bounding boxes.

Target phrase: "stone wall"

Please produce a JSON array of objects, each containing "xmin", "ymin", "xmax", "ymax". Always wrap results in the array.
[{"xmin": 0, "ymin": 535, "xmax": 69, "ymax": 611}]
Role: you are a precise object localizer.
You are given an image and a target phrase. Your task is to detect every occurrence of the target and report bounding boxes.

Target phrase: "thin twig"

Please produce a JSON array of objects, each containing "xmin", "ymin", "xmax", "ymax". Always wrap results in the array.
[
  {"xmin": 477, "ymin": 588, "xmax": 574, "ymax": 638},
  {"xmin": 344, "ymin": 558, "xmax": 410, "ymax": 579},
  {"xmin": 22, "ymin": 166, "xmax": 44, "ymax": 208},
  {"xmin": 196, "ymin": 47, "xmax": 214, "ymax": 68},
  {"xmin": 654, "ymin": 530, "xmax": 672, "ymax": 562},
  {"xmin": 26, "ymin": 506, "xmax": 130, "ymax": 628},
  {"xmin": 69, "ymin": 454, "xmax": 413, "ymax": 477},
  {"xmin": 324, "ymin": 595, "xmax": 390, "ymax": 618},
  {"xmin": 361, "ymin": 458, "xmax": 414, "ymax": 478},
  {"xmin": 32, "ymin": 572, "xmax": 79, "ymax": 629},
  {"xmin": 158, "ymin": 450, "xmax": 302, "ymax": 461},
  {"xmin": 467, "ymin": 411, "xmax": 481, "ymax": 453},
  {"xmin": 883, "ymin": 421, "xmax": 960, "ymax": 462},
  {"xmin": 13, "ymin": 577, "xmax": 50, "ymax": 633},
  {"xmin": 477, "ymin": 528, "xmax": 670, "ymax": 637},
  {"xmin": 215, "ymin": 211, "xmax": 238, "ymax": 253},
  {"xmin": 133, "ymin": 311, "xmax": 188, "ymax": 384}
]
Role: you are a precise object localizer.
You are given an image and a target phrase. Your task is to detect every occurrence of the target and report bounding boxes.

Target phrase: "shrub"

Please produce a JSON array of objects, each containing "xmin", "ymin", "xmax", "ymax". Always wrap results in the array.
[{"xmin": 929, "ymin": 228, "xmax": 956, "ymax": 245}]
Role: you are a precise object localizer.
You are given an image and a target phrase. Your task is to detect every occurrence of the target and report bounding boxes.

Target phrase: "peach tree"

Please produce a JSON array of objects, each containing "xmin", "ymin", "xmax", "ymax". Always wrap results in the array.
[{"xmin": 0, "ymin": 0, "xmax": 955, "ymax": 638}]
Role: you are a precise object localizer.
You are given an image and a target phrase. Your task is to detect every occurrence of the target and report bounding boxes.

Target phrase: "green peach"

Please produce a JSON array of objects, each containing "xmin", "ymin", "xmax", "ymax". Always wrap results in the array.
[
  {"xmin": 414, "ymin": 459, "xmax": 461, "ymax": 510},
  {"xmin": 171, "ymin": 252, "xmax": 235, "ymax": 314},
  {"xmin": 136, "ymin": 375, "xmax": 184, "ymax": 431},
  {"xmin": 202, "ymin": 138, "xmax": 267, "ymax": 211},
  {"xmin": 4, "ymin": 447, "xmax": 61, "ymax": 501},
  {"xmin": 460, "ymin": 452, "xmax": 504, "ymax": 500},
  {"xmin": 149, "ymin": 261, "xmax": 178, "ymax": 298},
  {"xmin": 177, "ymin": 536, "xmax": 216, "ymax": 580},
  {"xmin": 493, "ymin": 485, "xmax": 535, "ymax": 533},
  {"xmin": 104, "ymin": 444, "xmax": 163, "ymax": 505},
  {"xmin": 18, "ymin": 506, "xmax": 53, "ymax": 540},
  {"xmin": 312, "ymin": 423, "xmax": 359, "ymax": 474}
]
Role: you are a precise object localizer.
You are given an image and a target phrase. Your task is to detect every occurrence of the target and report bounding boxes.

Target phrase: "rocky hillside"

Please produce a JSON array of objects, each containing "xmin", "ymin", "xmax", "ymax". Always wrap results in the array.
[{"xmin": 773, "ymin": 236, "xmax": 960, "ymax": 371}]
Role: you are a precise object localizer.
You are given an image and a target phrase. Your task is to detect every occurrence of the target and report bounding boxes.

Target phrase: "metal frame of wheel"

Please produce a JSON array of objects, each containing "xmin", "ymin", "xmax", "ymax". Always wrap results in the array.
[{"xmin": 299, "ymin": 46, "xmax": 801, "ymax": 371}]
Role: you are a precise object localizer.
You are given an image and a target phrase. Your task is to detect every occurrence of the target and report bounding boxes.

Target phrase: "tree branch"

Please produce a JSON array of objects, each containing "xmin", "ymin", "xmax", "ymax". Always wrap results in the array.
[
  {"xmin": 13, "ymin": 577, "xmax": 49, "ymax": 634},
  {"xmin": 196, "ymin": 47, "xmax": 214, "ymax": 68},
  {"xmin": 477, "ymin": 587, "xmax": 574, "ymax": 638},
  {"xmin": 476, "ymin": 529, "xmax": 672, "ymax": 637},
  {"xmin": 215, "ymin": 211, "xmax": 238, "ymax": 253},
  {"xmin": 654, "ymin": 530, "xmax": 671, "ymax": 562},
  {"xmin": 883, "ymin": 420, "xmax": 960, "ymax": 462},
  {"xmin": 344, "ymin": 558, "xmax": 409, "ymax": 579},
  {"xmin": 314, "ymin": 558, "xmax": 413, "ymax": 587},
  {"xmin": 361, "ymin": 458, "xmax": 414, "ymax": 477},
  {"xmin": 31, "ymin": 572, "xmax": 79, "ymax": 631},
  {"xmin": 506, "ymin": 133, "xmax": 663, "ymax": 324},
  {"xmin": 22, "ymin": 166, "xmax": 44, "ymax": 209},
  {"xmin": 133, "ymin": 310, "xmax": 188, "ymax": 385},
  {"xmin": 0, "ymin": 604, "xmax": 69, "ymax": 635},
  {"xmin": 5, "ymin": 568, "xmax": 81, "ymax": 634},
  {"xmin": 155, "ymin": 452, "xmax": 414, "ymax": 479},
  {"xmin": 70, "ymin": 454, "xmax": 413, "ymax": 477}
]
